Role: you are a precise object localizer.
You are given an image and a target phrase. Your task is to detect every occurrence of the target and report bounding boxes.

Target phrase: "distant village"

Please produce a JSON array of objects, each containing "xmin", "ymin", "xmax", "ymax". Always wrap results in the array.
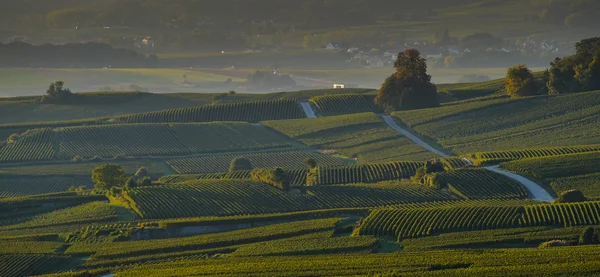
[{"xmin": 324, "ymin": 38, "xmax": 566, "ymax": 69}]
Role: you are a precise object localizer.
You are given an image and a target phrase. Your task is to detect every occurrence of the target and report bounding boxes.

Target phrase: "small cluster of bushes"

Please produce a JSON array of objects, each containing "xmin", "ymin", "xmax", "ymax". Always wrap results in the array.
[
  {"xmin": 538, "ymin": 226, "xmax": 600, "ymax": 248},
  {"xmin": 250, "ymin": 167, "xmax": 289, "ymax": 191},
  {"xmin": 411, "ymin": 159, "xmax": 447, "ymax": 188}
]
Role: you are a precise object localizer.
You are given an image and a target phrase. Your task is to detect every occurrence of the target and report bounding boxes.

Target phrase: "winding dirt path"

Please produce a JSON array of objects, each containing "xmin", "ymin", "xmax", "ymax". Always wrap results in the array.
[
  {"xmin": 381, "ymin": 115, "xmax": 555, "ymax": 202},
  {"xmin": 300, "ymin": 102, "xmax": 317, "ymax": 118}
]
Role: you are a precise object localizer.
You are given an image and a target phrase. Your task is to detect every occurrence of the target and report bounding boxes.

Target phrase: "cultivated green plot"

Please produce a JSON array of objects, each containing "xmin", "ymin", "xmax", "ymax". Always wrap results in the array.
[
  {"xmin": 264, "ymin": 113, "xmax": 440, "ymax": 162},
  {"xmin": 433, "ymin": 169, "xmax": 530, "ymax": 200},
  {"xmin": 112, "ymin": 99, "xmax": 306, "ymax": 123},
  {"xmin": 0, "ymin": 177, "xmax": 91, "ymax": 198},
  {"xmin": 309, "ymin": 94, "xmax": 381, "ymax": 116},
  {"xmin": 125, "ymin": 180, "xmax": 458, "ymax": 218},
  {"xmin": 0, "ymin": 122, "xmax": 292, "ymax": 163}
]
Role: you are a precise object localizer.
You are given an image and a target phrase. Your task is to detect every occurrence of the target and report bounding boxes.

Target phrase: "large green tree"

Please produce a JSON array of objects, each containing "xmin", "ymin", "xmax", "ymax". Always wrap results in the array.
[
  {"xmin": 92, "ymin": 164, "xmax": 126, "ymax": 191},
  {"xmin": 547, "ymin": 37, "xmax": 600, "ymax": 94},
  {"xmin": 374, "ymin": 49, "xmax": 439, "ymax": 111}
]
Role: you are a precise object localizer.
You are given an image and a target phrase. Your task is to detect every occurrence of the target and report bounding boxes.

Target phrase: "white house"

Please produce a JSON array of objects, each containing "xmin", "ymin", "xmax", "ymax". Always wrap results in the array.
[
  {"xmin": 325, "ymin": 43, "xmax": 341, "ymax": 50},
  {"xmin": 333, "ymin": 83, "xmax": 358, "ymax": 89}
]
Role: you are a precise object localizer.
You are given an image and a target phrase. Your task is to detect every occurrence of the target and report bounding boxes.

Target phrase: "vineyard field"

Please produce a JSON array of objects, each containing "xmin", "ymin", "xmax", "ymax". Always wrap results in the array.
[
  {"xmin": 520, "ymin": 201, "xmax": 600, "ymax": 227},
  {"xmin": 167, "ymin": 151, "xmax": 345, "ymax": 174},
  {"xmin": 65, "ymin": 218, "xmax": 341, "ymax": 258},
  {"xmin": 0, "ymin": 122, "xmax": 292, "ymax": 163},
  {"xmin": 549, "ymin": 172, "xmax": 600, "ymax": 199},
  {"xmin": 0, "ymin": 202, "xmax": 117, "ymax": 231},
  {"xmin": 161, "ymin": 159, "xmax": 465, "ymax": 187},
  {"xmin": 264, "ymin": 113, "xmax": 440, "ymax": 162},
  {"xmin": 0, "ymin": 160, "xmax": 165, "ymax": 177},
  {"xmin": 358, "ymin": 206, "xmax": 523, "ymax": 240},
  {"xmin": 468, "ymin": 145, "xmax": 600, "ymax": 165},
  {"xmin": 124, "ymin": 180, "xmax": 458, "ymax": 218},
  {"xmin": 500, "ymin": 152, "xmax": 600, "ymax": 179},
  {"xmin": 394, "ymin": 90, "xmax": 600, "ymax": 154},
  {"xmin": 0, "ymin": 177, "xmax": 91, "ymax": 197},
  {"xmin": 401, "ymin": 226, "xmax": 586, "ymax": 251},
  {"xmin": 0, "ymin": 128, "xmax": 56, "ymax": 163},
  {"xmin": 233, "ymin": 236, "xmax": 378, "ymax": 256},
  {"xmin": 433, "ymin": 169, "xmax": 530, "ymax": 200},
  {"xmin": 0, "ymin": 254, "xmax": 72, "ymax": 277},
  {"xmin": 112, "ymin": 99, "xmax": 305, "ymax": 123},
  {"xmin": 114, "ymin": 245, "xmax": 600, "ymax": 277},
  {"xmin": 358, "ymin": 200, "xmax": 600, "ymax": 240},
  {"xmin": 309, "ymin": 94, "xmax": 382, "ymax": 116}
]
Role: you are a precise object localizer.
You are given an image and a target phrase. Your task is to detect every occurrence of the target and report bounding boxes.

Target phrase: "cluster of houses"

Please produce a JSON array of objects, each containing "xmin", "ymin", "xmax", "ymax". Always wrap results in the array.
[{"xmin": 328, "ymin": 38, "xmax": 565, "ymax": 68}]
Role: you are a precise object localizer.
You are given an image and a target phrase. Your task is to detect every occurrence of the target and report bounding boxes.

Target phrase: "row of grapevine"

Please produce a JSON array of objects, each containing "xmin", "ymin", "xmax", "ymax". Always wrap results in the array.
[
  {"xmin": 0, "ymin": 177, "xmax": 91, "ymax": 198},
  {"xmin": 112, "ymin": 99, "xmax": 305, "ymax": 123},
  {"xmin": 232, "ymin": 236, "xmax": 378, "ymax": 257},
  {"xmin": 125, "ymin": 180, "xmax": 457, "ymax": 218},
  {"xmin": 358, "ymin": 200, "xmax": 600, "ymax": 241},
  {"xmin": 313, "ymin": 161, "xmax": 424, "ymax": 186},
  {"xmin": 309, "ymin": 94, "xmax": 382, "ymax": 116},
  {"xmin": 0, "ymin": 254, "xmax": 70, "ymax": 277},
  {"xmin": 440, "ymin": 157, "xmax": 472, "ymax": 170},
  {"xmin": 167, "ymin": 151, "xmax": 345, "ymax": 174},
  {"xmin": 0, "ymin": 128, "xmax": 56, "ymax": 164},
  {"xmin": 500, "ymin": 151, "xmax": 600, "ymax": 179},
  {"xmin": 0, "ymin": 122, "xmax": 291, "ymax": 163},
  {"xmin": 520, "ymin": 201, "xmax": 600, "ymax": 227},
  {"xmin": 470, "ymin": 145, "xmax": 600, "ymax": 163},
  {"xmin": 434, "ymin": 169, "xmax": 530, "ymax": 200},
  {"xmin": 358, "ymin": 206, "xmax": 523, "ymax": 240}
]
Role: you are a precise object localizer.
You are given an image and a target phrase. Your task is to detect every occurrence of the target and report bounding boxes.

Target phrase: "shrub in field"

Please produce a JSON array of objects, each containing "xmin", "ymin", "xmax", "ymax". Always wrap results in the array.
[
  {"xmin": 505, "ymin": 64, "xmax": 536, "ymax": 97},
  {"xmin": 229, "ymin": 157, "xmax": 253, "ymax": 173},
  {"xmin": 251, "ymin": 168, "xmax": 289, "ymax": 191},
  {"xmin": 556, "ymin": 189, "xmax": 587, "ymax": 203},
  {"xmin": 538, "ymin": 240, "xmax": 569, "ymax": 248},
  {"xmin": 579, "ymin": 227, "xmax": 599, "ymax": 245}
]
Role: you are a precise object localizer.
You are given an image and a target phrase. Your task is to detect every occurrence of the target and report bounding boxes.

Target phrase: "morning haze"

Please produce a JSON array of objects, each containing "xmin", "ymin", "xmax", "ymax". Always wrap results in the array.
[{"xmin": 1, "ymin": 1, "xmax": 600, "ymax": 276}]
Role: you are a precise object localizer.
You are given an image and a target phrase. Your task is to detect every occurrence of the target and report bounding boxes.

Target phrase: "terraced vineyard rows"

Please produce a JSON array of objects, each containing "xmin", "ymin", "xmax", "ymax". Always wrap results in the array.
[
  {"xmin": 500, "ymin": 152, "xmax": 600, "ymax": 179},
  {"xmin": 0, "ymin": 254, "xmax": 71, "ymax": 277},
  {"xmin": 124, "ymin": 180, "xmax": 458, "ymax": 218},
  {"xmin": 162, "ymin": 160, "xmax": 430, "ymax": 187},
  {"xmin": 358, "ymin": 206, "xmax": 523, "ymax": 240},
  {"xmin": 313, "ymin": 161, "xmax": 424, "ymax": 186},
  {"xmin": 168, "ymin": 151, "xmax": 345, "ymax": 174},
  {"xmin": 0, "ymin": 122, "xmax": 291, "ymax": 162},
  {"xmin": 233, "ymin": 236, "xmax": 378, "ymax": 256},
  {"xmin": 0, "ymin": 177, "xmax": 91, "ymax": 198},
  {"xmin": 520, "ymin": 201, "xmax": 600, "ymax": 227},
  {"xmin": 309, "ymin": 94, "xmax": 381, "ymax": 116},
  {"xmin": 434, "ymin": 169, "xmax": 530, "ymax": 200},
  {"xmin": 468, "ymin": 145, "xmax": 600, "ymax": 165},
  {"xmin": 0, "ymin": 128, "xmax": 56, "ymax": 164},
  {"xmin": 359, "ymin": 201, "xmax": 600, "ymax": 241},
  {"xmin": 112, "ymin": 99, "xmax": 305, "ymax": 123}
]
